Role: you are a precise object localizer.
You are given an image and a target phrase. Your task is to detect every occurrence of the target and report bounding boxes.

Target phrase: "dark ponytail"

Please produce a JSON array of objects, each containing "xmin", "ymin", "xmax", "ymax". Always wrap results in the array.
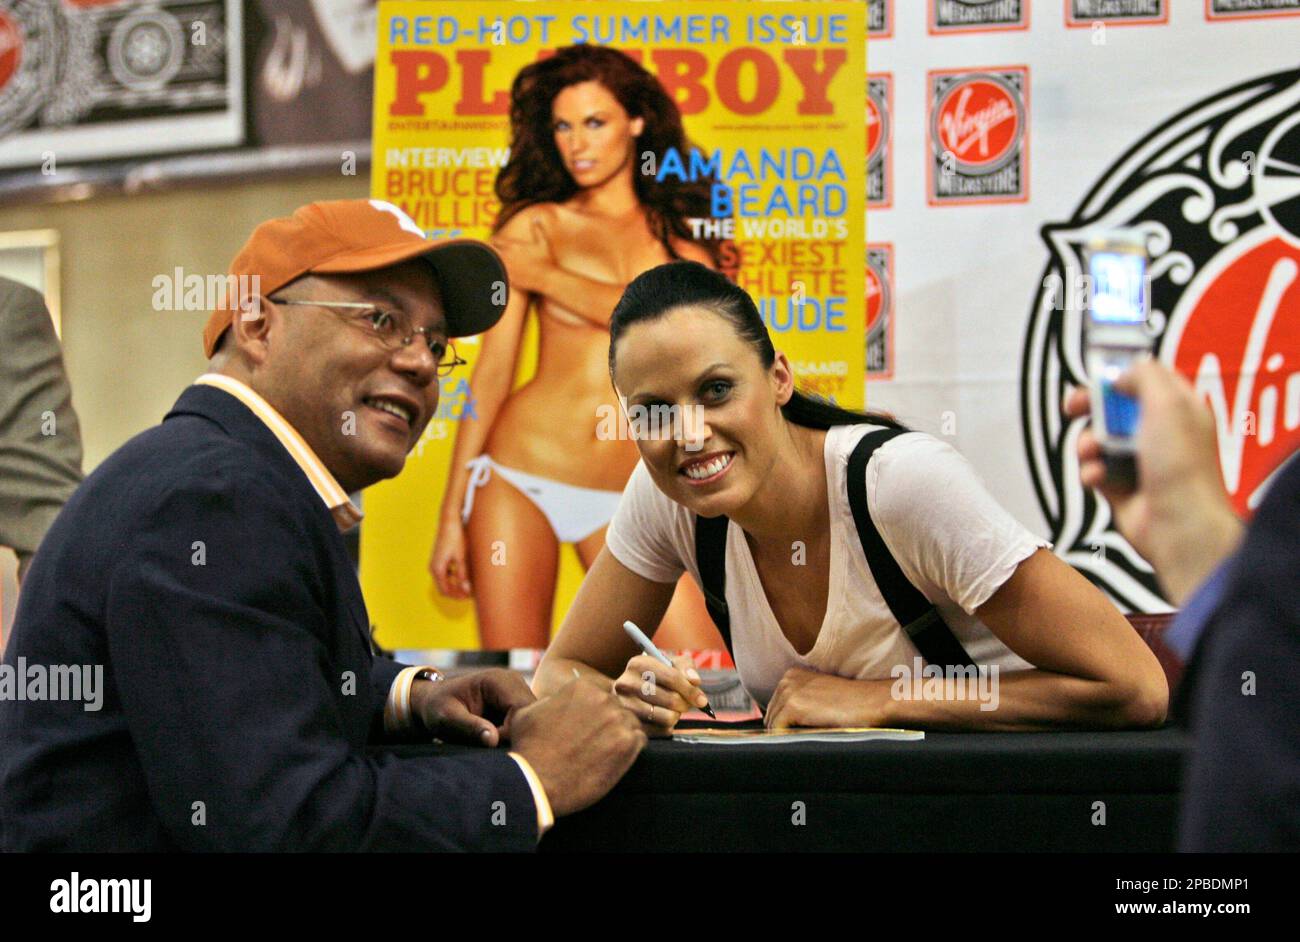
[{"xmin": 609, "ymin": 260, "xmax": 908, "ymax": 432}]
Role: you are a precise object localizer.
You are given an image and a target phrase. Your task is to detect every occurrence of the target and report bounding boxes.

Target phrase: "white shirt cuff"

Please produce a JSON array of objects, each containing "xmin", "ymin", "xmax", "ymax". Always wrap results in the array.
[
  {"xmin": 383, "ymin": 665, "xmax": 437, "ymax": 735},
  {"xmin": 508, "ymin": 752, "xmax": 555, "ymax": 839}
]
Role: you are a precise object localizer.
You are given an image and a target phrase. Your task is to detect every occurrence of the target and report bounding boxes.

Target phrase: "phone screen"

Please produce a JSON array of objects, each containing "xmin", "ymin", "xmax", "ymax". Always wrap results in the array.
[{"xmin": 1089, "ymin": 251, "xmax": 1146, "ymax": 325}]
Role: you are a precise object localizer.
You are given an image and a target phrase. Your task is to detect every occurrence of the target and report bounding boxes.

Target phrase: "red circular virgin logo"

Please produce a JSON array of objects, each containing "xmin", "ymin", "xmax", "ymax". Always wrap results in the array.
[
  {"xmin": 0, "ymin": 12, "xmax": 22, "ymax": 91},
  {"xmin": 1168, "ymin": 236, "xmax": 1300, "ymax": 516},
  {"xmin": 936, "ymin": 77, "xmax": 1019, "ymax": 169},
  {"xmin": 867, "ymin": 95, "xmax": 883, "ymax": 162},
  {"xmin": 866, "ymin": 262, "xmax": 883, "ymax": 331}
]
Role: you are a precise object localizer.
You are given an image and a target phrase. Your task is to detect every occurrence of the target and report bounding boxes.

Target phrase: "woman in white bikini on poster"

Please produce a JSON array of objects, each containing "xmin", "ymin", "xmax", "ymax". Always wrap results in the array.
[{"xmin": 429, "ymin": 45, "xmax": 725, "ymax": 650}]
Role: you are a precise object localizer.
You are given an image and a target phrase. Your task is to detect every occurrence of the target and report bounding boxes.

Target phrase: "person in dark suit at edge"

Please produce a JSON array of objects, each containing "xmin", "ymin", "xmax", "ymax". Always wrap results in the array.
[
  {"xmin": 0, "ymin": 200, "xmax": 645, "ymax": 851},
  {"xmin": 1067, "ymin": 360, "xmax": 1299, "ymax": 851}
]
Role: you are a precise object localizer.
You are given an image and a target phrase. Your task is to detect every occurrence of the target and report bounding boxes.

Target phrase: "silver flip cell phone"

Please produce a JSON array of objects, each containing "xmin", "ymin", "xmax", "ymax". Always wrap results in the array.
[{"xmin": 1083, "ymin": 229, "xmax": 1152, "ymax": 484}]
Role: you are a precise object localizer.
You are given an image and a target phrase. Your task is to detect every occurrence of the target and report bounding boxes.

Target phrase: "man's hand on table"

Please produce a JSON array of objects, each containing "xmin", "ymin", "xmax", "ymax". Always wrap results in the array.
[
  {"xmin": 409, "ymin": 668, "xmax": 647, "ymax": 817},
  {"xmin": 505, "ymin": 678, "xmax": 647, "ymax": 817},
  {"xmin": 410, "ymin": 668, "xmax": 534, "ymax": 746}
]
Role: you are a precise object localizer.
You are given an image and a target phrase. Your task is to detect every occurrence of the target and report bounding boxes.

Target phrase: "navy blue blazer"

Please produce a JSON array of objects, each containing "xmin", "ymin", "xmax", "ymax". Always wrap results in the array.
[
  {"xmin": 1176, "ymin": 452, "xmax": 1300, "ymax": 851},
  {"xmin": 0, "ymin": 384, "xmax": 538, "ymax": 851}
]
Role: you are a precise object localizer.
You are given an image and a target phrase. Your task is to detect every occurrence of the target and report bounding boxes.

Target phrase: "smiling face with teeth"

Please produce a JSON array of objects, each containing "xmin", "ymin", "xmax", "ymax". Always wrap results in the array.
[
  {"xmin": 218, "ymin": 260, "xmax": 445, "ymax": 494},
  {"xmin": 612, "ymin": 304, "xmax": 798, "ymax": 518}
]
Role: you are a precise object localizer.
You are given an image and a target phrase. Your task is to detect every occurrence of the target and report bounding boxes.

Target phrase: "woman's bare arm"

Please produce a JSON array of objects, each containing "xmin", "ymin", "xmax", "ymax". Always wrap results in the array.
[
  {"xmin": 539, "ymin": 230, "xmax": 722, "ymax": 325},
  {"xmin": 533, "ymin": 547, "xmax": 676, "ymax": 695},
  {"xmin": 766, "ymin": 549, "xmax": 1169, "ymax": 731},
  {"xmin": 489, "ymin": 207, "xmax": 622, "ymax": 328},
  {"xmin": 533, "ymin": 266, "xmax": 626, "ymax": 328},
  {"xmin": 494, "ymin": 213, "xmax": 719, "ymax": 330},
  {"xmin": 957, "ymin": 547, "xmax": 1169, "ymax": 728}
]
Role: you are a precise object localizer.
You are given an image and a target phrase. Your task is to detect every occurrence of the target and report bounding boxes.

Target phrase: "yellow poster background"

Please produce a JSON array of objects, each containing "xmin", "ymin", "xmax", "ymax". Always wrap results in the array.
[{"xmin": 364, "ymin": 0, "xmax": 865, "ymax": 649}]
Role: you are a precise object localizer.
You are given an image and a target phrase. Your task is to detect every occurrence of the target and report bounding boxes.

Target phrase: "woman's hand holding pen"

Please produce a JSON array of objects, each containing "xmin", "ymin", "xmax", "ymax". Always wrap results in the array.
[{"xmin": 612, "ymin": 653, "xmax": 712, "ymax": 737}]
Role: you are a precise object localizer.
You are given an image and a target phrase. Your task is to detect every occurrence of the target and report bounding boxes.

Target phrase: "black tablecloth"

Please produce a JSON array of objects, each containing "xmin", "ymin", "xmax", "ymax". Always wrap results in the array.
[{"xmin": 384, "ymin": 723, "xmax": 1192, "ymax": 852}]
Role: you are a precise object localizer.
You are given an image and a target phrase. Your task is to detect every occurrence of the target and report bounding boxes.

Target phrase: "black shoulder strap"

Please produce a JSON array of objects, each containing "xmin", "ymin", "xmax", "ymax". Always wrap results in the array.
[
  {"xmin": 847, "ymin": 429, "xmax": 976, "ymax": 671},
  {"xmin": 694, "ymin": 514, "xmax": 733, "ymax": 656}
]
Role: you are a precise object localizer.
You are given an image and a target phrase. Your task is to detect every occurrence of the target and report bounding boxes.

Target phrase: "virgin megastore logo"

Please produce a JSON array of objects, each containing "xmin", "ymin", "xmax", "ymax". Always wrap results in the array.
[
  {"xmin": 928, "ymin": 67, "xmax": 1029, "ymax": 206},
  {"xmin": 1021, "ymin": 69, "xmax": 1300, "ymax": 611}
]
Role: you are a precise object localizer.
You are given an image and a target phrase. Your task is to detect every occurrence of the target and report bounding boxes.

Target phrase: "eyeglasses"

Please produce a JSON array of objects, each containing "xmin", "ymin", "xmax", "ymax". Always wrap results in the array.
[{"xmin": 272, "ymin": 298, "xmax": 467, "ymax": 377}]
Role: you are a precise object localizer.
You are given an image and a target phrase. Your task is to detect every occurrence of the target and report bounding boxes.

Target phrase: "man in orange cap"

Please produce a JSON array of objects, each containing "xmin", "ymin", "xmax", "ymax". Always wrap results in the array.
[{"xmin": 0, "ymin": 200, "xmax": 645, "ymax": 851}]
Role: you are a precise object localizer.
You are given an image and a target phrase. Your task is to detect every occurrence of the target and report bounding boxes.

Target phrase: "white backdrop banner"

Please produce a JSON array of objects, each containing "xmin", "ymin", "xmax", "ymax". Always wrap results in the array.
[{"xmin": 865, "ymin": 0, "xmax": 1300, "ymax": 612}]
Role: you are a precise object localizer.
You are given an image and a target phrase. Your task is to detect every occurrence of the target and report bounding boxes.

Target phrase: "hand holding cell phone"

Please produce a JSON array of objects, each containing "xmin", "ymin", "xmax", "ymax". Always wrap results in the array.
[
  {"xmin": 1083, "ymin": 229, "xmax": 1153, "ymax": 487},
  {"xmin": 1065, "ymin": 360, "xmax": 1242, "ymax": 606}
]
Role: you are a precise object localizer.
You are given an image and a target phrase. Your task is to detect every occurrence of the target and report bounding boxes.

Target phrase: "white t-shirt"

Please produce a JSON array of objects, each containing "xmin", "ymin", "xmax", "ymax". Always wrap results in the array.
[{"xmin": 604, "ymin": 424, "xmax": 1049, "ymax": 708}]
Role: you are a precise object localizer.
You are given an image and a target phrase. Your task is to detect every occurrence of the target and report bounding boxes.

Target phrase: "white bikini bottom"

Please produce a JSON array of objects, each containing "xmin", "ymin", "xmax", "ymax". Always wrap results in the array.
[{"xmin": 460, "ymin": 455, "xmax": 624, "ymax": 544}]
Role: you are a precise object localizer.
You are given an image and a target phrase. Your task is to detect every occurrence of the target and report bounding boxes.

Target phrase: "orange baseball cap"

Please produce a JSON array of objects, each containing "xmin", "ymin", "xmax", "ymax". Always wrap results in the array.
[{"xmin": 202, "ymin": 199, "xmax": 508, "ymax": 358}]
